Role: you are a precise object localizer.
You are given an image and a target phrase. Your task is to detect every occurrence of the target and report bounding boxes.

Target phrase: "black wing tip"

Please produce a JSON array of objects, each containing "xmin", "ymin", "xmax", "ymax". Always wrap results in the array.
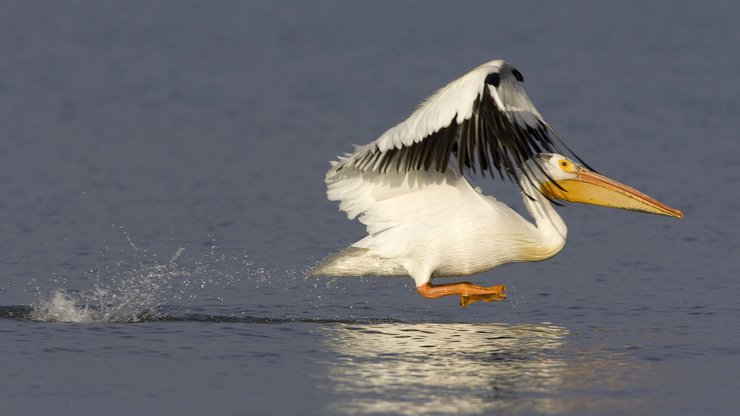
[
  {"xmin": 511, "ymin": 68, "xmax": 524, "ymax": 82},
  {"xmin": 485, "ymin": 72, "xmax": 501, "ymax": 87},
  {"xmin": 333, "ymin": 64, "xmax": 594, "ymax": 184}
]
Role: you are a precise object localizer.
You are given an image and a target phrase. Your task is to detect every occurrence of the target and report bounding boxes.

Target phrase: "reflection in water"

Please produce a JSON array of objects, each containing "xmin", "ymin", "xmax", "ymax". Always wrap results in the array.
[{"xmin": 319, "ymin": 323, "xmax": 650, "ymax": 415}]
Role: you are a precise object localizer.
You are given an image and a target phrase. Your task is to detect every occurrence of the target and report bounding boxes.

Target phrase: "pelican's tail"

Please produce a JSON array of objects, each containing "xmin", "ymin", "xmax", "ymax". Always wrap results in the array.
[{"xmin": 310, "ymin": 247, "xmax": 406, "ymax": 277}]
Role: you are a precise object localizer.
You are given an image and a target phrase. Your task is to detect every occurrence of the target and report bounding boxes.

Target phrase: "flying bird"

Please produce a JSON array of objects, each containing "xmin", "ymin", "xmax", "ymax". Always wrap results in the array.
[{"xmin": 312, "ymin": 60, "xmax": 682, "ymax": 308}]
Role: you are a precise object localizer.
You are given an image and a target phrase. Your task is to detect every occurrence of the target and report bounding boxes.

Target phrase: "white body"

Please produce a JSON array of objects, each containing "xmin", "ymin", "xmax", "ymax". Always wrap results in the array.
[{"xmin": 314, "ymin": 157, "xmax": 568, "ymax": 287}]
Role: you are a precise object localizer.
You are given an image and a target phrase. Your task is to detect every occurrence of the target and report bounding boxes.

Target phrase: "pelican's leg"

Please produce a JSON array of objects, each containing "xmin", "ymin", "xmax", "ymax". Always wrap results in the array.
[{"xmin": 416, "ymin": 282, "xmax": 506, "ymax": 308}]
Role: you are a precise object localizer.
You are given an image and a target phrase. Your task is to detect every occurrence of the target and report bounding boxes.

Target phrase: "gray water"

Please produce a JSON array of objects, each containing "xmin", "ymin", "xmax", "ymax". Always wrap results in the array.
[{"xmin": 1, "ymin": 1, "xmax": 739, "ymax": 415}]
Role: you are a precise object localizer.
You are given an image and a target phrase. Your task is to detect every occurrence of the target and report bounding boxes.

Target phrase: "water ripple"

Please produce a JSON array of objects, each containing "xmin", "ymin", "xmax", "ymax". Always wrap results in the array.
[{"xmin": 0, "ymin": 304, "xmax": 401, "ymax": 325}]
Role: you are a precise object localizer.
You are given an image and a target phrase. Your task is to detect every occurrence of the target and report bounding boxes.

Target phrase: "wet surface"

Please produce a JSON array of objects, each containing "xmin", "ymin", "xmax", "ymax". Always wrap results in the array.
[{"xmin": 1, "ymin": 1, "xmax": 739, "ymax": 415}]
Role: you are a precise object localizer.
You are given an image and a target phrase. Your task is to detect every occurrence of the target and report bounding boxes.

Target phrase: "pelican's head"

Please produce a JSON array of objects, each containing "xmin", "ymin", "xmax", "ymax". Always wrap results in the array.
[{"xmin": 525, "ymin": 153, "xmax": 683, "ymax": 218}]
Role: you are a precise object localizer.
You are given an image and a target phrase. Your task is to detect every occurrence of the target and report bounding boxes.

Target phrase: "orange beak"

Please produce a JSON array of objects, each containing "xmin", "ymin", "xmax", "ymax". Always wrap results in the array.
[{"xmin": 541, "ymin": 169, "xmax": 683, "ymax": 218}]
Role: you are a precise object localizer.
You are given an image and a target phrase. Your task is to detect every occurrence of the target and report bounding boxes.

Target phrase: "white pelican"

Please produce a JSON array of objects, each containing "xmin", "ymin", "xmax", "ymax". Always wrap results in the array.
[{"xmin": 312, "ymin": 60, "xmax": 683, "ymax": 307}]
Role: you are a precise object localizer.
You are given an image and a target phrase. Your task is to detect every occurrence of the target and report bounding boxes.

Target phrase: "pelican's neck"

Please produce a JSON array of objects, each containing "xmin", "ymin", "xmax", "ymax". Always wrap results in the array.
[{"xmin": 519, "ymin": 176, "xmax": 568, "ymax": 258}]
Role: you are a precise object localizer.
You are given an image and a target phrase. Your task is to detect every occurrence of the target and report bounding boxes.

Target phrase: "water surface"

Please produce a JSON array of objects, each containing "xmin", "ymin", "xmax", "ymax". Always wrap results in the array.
[{"xmin": 1, "ymin": 1, "xmax": 739, "ymax": 415}]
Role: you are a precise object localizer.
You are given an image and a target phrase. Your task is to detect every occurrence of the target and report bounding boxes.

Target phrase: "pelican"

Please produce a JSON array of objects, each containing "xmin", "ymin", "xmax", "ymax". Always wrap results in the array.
[{"xmin": 312, "ymin": 60, "xmax": 682, "ymax": 307}]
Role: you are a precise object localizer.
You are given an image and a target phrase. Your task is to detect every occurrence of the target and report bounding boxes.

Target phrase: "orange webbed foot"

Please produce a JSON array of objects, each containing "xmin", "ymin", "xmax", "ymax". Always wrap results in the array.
[
  {"xmin": 416, "ymin": 282, "xmax": 506, "ymax": 308},
  {"xmin": 459, "ymin": 285, "xmax": 507, "ymax": 308}
]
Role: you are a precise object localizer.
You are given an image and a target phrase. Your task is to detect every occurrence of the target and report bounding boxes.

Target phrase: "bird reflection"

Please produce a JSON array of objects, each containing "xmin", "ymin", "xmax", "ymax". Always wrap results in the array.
[
  {"xmin": 318, "ymin": 323, "xmax": 565, "ymax": 415},
  {"xmin": 318, "ymin": 323, "xmax": 647, "ymax": 415}
]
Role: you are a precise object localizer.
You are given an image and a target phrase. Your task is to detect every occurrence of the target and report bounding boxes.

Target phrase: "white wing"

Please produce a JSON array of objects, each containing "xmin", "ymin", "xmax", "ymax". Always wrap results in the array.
[
  {"xmin": 325, "ymin": 161, "xmax": 533, "ymax": 261},
  {"xmin": 334, "ymin": 59, "xmax": 586, "ymax": 182}
]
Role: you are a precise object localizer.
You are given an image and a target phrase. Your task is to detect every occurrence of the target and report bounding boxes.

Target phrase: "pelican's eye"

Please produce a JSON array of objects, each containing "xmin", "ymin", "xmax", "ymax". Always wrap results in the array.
[{"xmin": 558, "ymin": 159, "xmax": 576, "ymax": 173}]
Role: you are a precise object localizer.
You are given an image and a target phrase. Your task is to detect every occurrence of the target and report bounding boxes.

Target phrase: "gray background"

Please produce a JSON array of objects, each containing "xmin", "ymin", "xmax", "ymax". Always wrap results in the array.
[{"xmin": 1, "ymin": 1, "xmax": 738, "ymax": 415}]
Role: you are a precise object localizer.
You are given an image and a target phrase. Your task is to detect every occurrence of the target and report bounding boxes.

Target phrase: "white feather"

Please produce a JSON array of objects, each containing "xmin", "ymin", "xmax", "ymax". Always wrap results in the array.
[
  {"xmin": 374, "ymin": 61, "xmax": 500, "ymax": 152},
  {"xmin": 321, "ymin": 160, "xmax": 566, "ymax": 286},
  {"xmin": 339, "ymin": 59, "xmax": 552, "ymax": 174}
]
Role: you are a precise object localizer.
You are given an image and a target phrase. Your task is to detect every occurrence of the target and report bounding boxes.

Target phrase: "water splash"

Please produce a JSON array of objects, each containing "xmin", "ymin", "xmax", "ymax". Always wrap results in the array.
[
  {"xmin": 30, "ymin": 243, "xmax": 248, "ymax": 323},
  {"xmin": 30, "ymin": 291, "xmax": 97, "ymax": 323}
]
